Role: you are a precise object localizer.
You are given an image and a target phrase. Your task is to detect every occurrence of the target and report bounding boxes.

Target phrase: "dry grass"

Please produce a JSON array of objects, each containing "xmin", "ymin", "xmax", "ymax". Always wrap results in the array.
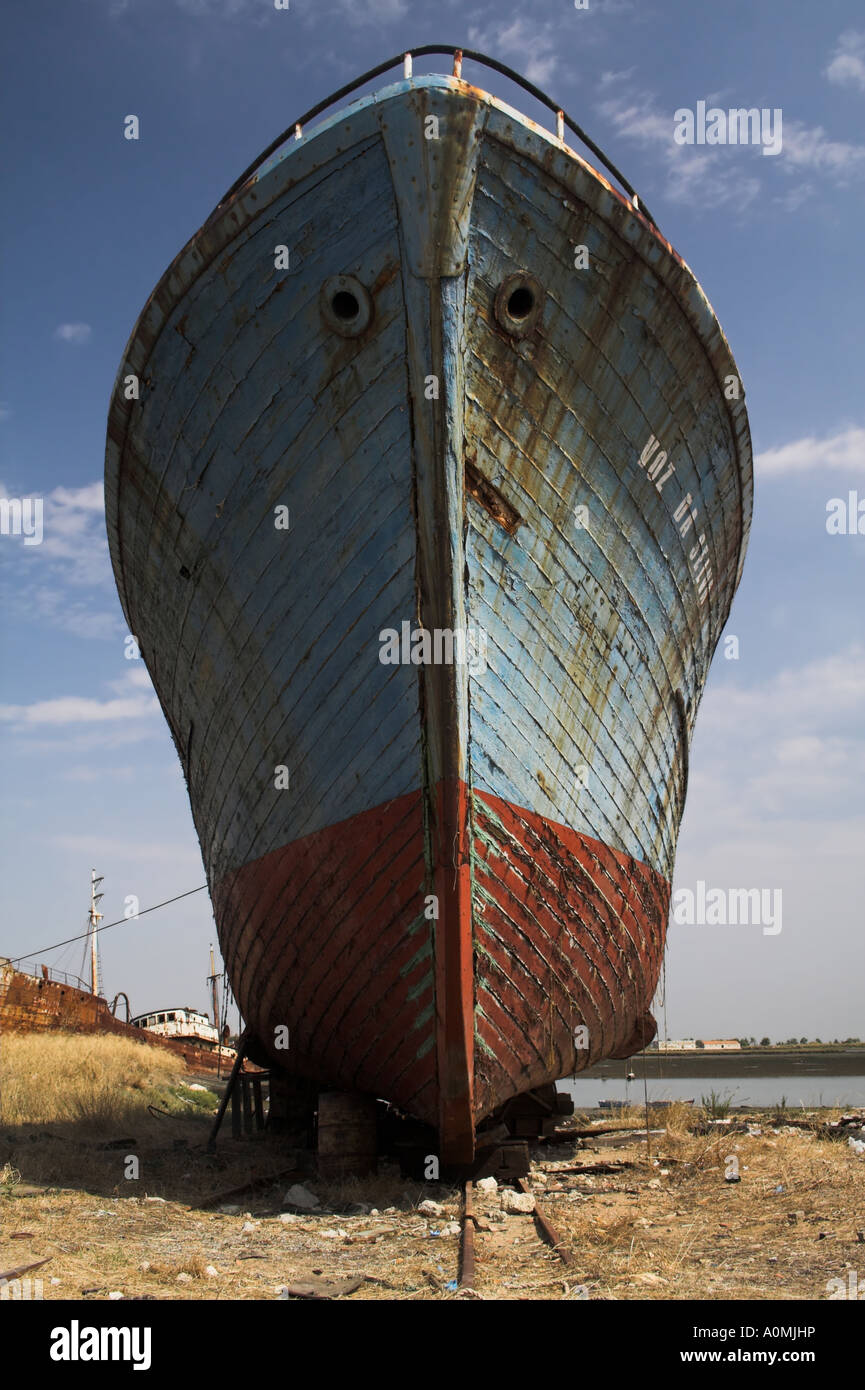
[
  {"xmin": 0, "ymin": 1033, "xmax": 191, "ymax": 1131},
  {"xmin": 572, "ymin": 1099, "xmax": 697, "ymax": 1131},
  {"xmin": 533, "ymin": 1116, "xmax": 865, "ymax": 1300},
  {"xmin": 1, "ymin": 1037, "xmax": 861, "ymax": 1301},
  {"xmin": 0, "ymin": 1032, "xmax": 224, "ymax": 1193},
  {"xmin": 4, "ymin": 1118, "xmax": 860, "ymax": 1301}
]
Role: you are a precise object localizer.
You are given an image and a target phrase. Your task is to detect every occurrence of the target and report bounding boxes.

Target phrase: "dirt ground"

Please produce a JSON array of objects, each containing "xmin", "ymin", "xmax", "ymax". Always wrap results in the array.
[{"xmin": 3, "ymin": 1100, "xmax": 863, "ymax": 1301}]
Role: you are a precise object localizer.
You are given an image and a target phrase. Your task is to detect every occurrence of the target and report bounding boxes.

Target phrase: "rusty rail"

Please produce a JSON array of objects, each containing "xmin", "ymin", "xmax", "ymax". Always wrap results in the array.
[
  {"xmin": 458, "ymin": 1175, "xmax": 576, "ymax": 1294},
  {"xmin": 10, "ymin": 958, "xmax": 91, "ymax": 993},
  {"xmin": 516, "ymin": 1178, "xmax": 574, "ymax": 1267},
  {"xmin": 459, "ymin": 1181, "xmax": 476, "ymax": 1290},
  {"xmin": 214, "ymin": 45, "xmax": 658, "ymax": 229},
  {"xmin": 110, "ymin": 991, "xmax": 131, "ymax": 1021}
]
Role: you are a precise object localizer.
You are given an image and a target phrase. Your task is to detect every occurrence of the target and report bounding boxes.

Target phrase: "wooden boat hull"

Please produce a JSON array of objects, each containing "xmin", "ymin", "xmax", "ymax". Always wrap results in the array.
[{"xmin": 105, "ymin": 73, "xmax": 752, "ymax": 1161}]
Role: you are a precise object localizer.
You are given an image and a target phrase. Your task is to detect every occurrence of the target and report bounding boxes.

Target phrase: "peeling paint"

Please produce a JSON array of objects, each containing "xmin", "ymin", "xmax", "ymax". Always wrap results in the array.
[{"xmin": 105, "ymin": 73, "xmax": 751, "ymax": 1162}]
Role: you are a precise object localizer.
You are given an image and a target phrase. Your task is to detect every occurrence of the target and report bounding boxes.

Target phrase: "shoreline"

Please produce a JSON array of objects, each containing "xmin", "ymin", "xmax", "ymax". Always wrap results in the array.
[{"xmin": 578, "ymin": 1047, "xmax": 865, "ymax": 1080}]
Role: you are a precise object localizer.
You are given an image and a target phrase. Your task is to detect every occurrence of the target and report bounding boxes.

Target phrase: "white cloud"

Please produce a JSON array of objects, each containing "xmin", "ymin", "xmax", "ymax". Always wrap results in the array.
[
  {"xmin": 328, "ymin": 0, "xmax": 407, "ymax": 22},
  {"xmin": 26, "ymin": 590, "xmax": 121, "ymax": 641},
  {"xmin": 53, "ymin": 323, "xmax": 92, "ymax": 345},
  {"xmin": 701, "ymin": 646, "xmax": 865, "ymax": 735},
  {"xmin": 109, "ymin": 666, "xmax": 154, "ymax": 695},
  {"xmin": 780, "ymin": 119, "xmax": 865, "ymax": 183},
  {"xmin": 596, "ymin": 88, "xmax": 761, "ymax": 210},
  {"xmin": 0, "ymin": 694, "xmax": 159, "ymax": 728},
  {"xmin": 467, "ymin": 16, "xmax": 561, "ymax": 86},
  {"xmin": 0, "ymin": 477, "xmax": 121, "ymax": 638},
  {"xmin": 1, "ymin": 670, "xmax": 161, "ymax": 743},
  {"xmin": 50, "ymin": 482, "xmax": 104, "ymax": 511},
  {"xmin": 108, "ymin": 0, "xmax": 257, "ymax": 14},
  {"xmin": 38, "ymin": 482, "xmax": 110, "ymax": 586},
  {"xmin": 176, "ymin": 0, "xmax": 257, "ymax": 14},
  {"xmin": 825, "ymin": 30, "xmax": 865, "ymax": 92},
  {"xmin": 63, "ymin": 764, "xmax": 136, "ymax": 782},
  {"xmin": 677, "ymin": 642, "xmax": 864, "ymax": 860},
  {"xmin": 690, "ymin": 644, "xmax": 865, "ymax": 823},
  {"xmin": 666, "ymin": 643, "xmax": 865, "ymax": 1038},
  {"xmin": 597, "ymin": 83, "xmax": 865, "ymax": 212},
  {"xmin": 755, "ymin": 426, "xmax": 865, "ymax": 478},
  {"xmin": 16, "ymin": 724, "xmax": 167, "ymax": 754},
  {"xmin": 599, "ymin": 68, "xmax": 635, "ymax": 88},
  {"xmin": 464, "ymin": 0, "xmax": 636, "ymax": 77},
  {"xmin": 773, "ymin": 181, "xmax": 815, "ymax": 212}
]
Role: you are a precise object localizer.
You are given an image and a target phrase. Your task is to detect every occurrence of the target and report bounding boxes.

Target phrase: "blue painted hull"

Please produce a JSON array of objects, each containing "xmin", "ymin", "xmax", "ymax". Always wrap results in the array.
[{"xmin": 105, "ymin": 72, "xmax": 752, "ymax": 1160}]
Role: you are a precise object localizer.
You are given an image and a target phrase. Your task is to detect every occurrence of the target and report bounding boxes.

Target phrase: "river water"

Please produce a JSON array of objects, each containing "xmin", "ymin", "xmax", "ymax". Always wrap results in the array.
[{"xmin": 558, "ymin": 1073, "xmax": 865, "ymax": 1110}]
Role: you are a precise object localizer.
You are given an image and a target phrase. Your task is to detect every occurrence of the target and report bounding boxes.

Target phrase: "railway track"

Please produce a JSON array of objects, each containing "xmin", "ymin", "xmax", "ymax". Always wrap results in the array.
[{"xmin": 457, "ymin": 1178, "xmax": 581, "ymax": 1297}]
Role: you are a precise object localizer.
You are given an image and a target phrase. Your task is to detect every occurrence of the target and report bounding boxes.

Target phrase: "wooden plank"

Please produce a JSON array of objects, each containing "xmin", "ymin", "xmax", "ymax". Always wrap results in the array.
[
  {"xmin": 207, "ymin": 1028, "xmax": 249, "ymax": 1149},
  {"xmin": 0, "ymin": 1256, "xmax": 52, "ymax": 1282},
  {"xmin": 105, "ymin": 75, "xmax": 752, "ymax": 1161},
  {"xmin": 281, "ymin": 1277, "xmax": 364, "ymax": 1300}
]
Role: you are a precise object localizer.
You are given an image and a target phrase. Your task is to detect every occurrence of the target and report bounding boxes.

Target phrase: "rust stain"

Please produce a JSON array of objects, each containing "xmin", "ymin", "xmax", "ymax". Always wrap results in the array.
[
  {"xmin": 465, "ymin": 456, "xmax": 521, "ymax": 535},
  {"xmin": 370, "ymin": 260, "xmax": 400, "ymax": 296}
]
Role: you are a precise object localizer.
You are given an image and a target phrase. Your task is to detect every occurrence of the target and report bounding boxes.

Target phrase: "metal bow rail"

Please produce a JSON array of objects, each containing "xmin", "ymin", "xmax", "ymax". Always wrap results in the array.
[{"xmin": 214, "ymin": 45, "xmax": 658, "ymax": 230}]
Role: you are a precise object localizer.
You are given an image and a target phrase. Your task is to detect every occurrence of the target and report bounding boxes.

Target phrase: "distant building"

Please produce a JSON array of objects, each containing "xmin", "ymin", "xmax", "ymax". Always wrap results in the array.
[
  {"xmin": 700, "ymin": 1039, "xmax": 741, "ymax": 1051},
  {"xmin": 656, "ymin": 1038, "xmax": 697, "ymax": 1051}
]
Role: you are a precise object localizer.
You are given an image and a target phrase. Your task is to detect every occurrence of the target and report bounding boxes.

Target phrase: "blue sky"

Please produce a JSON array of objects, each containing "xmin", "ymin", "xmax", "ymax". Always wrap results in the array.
[{"xmin": 1, "ymin": 0, "xmax": 862, "ymax": 1045}]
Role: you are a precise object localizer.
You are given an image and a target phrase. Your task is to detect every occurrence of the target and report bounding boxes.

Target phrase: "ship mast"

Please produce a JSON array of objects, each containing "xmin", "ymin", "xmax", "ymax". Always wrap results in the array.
[{"xmin": 89, "ymin": 869, "xmax": 104, "ymax": 996}]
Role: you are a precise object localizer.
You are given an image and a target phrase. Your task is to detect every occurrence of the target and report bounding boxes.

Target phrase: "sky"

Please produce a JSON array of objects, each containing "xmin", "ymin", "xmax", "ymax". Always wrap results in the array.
[{"xmin": 0, "ymin": 0, "xmax": 862, "ymax": 1044}]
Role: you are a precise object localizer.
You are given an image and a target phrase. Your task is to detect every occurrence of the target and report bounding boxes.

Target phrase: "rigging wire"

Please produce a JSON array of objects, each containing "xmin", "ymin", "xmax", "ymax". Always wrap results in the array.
[
  {"xmin": 9, "ymin": 885, "xmax": 208, "ymax": 966},
  {"xmin": 78, "ymin": 929, "xmax": 90, "ymax": 984}
]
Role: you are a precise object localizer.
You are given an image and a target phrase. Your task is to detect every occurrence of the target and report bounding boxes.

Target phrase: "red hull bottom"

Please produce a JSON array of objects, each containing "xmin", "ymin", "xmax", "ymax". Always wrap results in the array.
[{"xmin": 214, "ymin": 786, "xmax": 670, "ymax": 1154}]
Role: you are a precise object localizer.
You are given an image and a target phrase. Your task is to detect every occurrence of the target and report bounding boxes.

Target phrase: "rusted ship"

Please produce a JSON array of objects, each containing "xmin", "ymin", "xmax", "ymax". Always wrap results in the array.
[
  {"xmin": 0, "ymin": 960, "xmax": 228, "ymax": 1074},
  {"xmin": 105, "ymin": 49, "xmax": 753, "ymax": 1162},
  {"xmin": 131, "ymin": 1006, "xmax": 234, "ymax": 1062}
]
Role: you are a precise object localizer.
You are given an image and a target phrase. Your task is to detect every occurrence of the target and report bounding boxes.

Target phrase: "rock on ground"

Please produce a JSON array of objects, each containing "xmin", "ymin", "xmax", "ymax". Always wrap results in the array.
[
  {"xmin": 283, "ymin": 1184, "xmax": 320, "ymax": 1210},
  {"xmin": 501, "ymin": 1190, "xmax": 535, "ymax": 1214},
  {"xmin": 418, "ymin": 1199, "xmax": 444, "ymax": 1217}
]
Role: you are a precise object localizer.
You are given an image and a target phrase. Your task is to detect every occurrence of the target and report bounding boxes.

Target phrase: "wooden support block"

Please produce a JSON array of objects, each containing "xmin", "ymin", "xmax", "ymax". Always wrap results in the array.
[
  {"xmin": 471, "ymin": 1145, "xmax": 503, "ymax": 1181},
  {"xmin": 495, "ymin": 1140, "xmax": 530, "ymax": 1179},
  {"xmin": 317, "ymin": 1091, "xmax": 377, "ymax": 1178},
  {"xmin": 252, "ymin": 1076, "xmax": 265, "ymax": 1131}
]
